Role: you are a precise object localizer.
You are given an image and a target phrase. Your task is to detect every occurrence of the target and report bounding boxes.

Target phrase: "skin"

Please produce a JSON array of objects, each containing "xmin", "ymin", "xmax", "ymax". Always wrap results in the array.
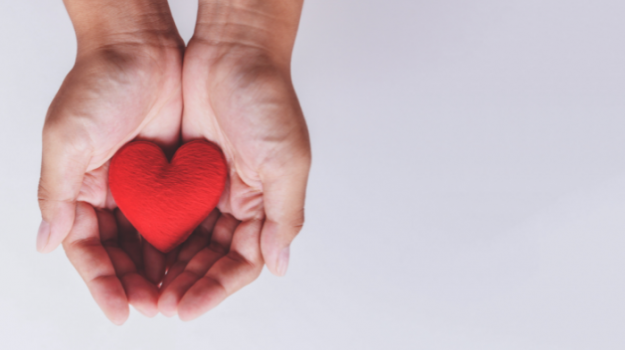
[
  {"xmin": 158, "ymin": 0, "xmax": 310, "ymax": 320},
  {"xmin": 37, "ymin": 0, "xmax": 310, "ymax": 324}
]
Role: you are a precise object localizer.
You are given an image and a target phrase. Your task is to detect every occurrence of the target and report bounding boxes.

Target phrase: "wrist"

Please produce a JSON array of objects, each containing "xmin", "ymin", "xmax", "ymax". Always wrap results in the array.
[
  {"xmin": 192, "ymin": 0, "xmax": 303, "ymax": 68},
  {"xmin": 64, "ymin": 0, "xmax": 183, "ymax": 55}
]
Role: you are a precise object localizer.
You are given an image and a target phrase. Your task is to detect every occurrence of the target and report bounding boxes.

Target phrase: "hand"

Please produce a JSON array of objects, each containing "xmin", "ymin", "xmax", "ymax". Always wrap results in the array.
[
  {"xmin": 158, "ymin": 0, "xmax": 311, "ymax": 320},
  {"xmin": 37, "ymin": 0, "xmax": 185, "ymax": 324},
  {"xmin": 63, "ymin": 204, "xmax": 165, "ymax": 324}
]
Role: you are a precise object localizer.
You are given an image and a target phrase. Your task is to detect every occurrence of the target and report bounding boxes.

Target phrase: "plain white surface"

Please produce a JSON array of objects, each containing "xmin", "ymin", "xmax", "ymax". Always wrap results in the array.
[{"xmin": 2, "ymin": 0, "xmax": 625, "ymax": 349}]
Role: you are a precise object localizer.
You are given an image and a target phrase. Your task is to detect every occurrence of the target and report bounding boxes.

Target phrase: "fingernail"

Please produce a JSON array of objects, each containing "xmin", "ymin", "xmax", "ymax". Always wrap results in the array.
[
  {"xmin": 276, "ymin": 246, "xmax": 290, "ymax": 276},
  {"xmin": 36, "ymin": 220, "xmax": 51, "ymax": 252}
]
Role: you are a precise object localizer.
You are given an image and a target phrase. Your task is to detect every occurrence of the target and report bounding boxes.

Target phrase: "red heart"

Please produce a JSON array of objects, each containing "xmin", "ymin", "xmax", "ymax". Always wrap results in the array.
[{"xmin": 108, "ymin": 140, "xmax": 227, "ymax": 253}]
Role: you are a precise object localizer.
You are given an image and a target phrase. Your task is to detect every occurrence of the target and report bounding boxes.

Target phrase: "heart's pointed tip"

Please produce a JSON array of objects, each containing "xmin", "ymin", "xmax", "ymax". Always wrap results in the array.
[
  {"xmin": 143, "ymin": 239, "xmax": 173, "ymax": 254},
  {"xmin": 157, "ymin": 247, "xmax": 174, "ymax": 254}
]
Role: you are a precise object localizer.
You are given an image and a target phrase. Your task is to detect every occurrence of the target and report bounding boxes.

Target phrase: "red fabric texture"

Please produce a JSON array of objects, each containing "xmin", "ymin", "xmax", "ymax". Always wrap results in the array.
[{"xmin": 108, "ymin": 140, "xmax": 228, "ymax": 253}]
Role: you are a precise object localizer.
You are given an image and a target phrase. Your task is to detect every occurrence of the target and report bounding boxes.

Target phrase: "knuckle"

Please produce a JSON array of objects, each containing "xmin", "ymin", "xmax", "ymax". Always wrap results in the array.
[
  {"xmin": 43, "ymin": 120, "xmax": 93, "ymax": 157},
  {"xmin": 37, "ymin": 181, "xmax": 51, "ymax": 202},
  {"xmin": 36, "ymin": 182, "xmax": 69, "ymax": 210},
  {"xmin": 288, "ymin": 209, "xmax": 306, "ymax": 235}
]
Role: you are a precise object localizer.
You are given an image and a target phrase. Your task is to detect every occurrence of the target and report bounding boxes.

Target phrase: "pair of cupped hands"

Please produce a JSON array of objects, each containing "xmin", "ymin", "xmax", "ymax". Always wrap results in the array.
[{"xmin": 36, "ymin": 4, "xmax": 310, "ymax": 324}]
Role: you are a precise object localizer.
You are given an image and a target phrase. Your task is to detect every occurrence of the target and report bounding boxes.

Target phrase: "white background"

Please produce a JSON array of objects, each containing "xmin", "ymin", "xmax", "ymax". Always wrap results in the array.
[{"xmin": 2, "ymin": 0, "xmax": 625, "ymax": 349}]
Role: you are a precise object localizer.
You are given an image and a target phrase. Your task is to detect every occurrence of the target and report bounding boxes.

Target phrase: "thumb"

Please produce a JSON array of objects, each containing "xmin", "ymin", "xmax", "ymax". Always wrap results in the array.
[
  {"xmin": 260, "ymin": 155, "xmax": 311, "ymax": 276},
  {"xmin": 37, "ymin": 121, "xmax": 92, "ymax": 253}
]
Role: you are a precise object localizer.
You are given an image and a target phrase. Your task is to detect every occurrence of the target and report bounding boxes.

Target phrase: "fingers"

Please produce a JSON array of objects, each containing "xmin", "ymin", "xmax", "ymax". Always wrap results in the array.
[
  {"xmin": 37, "ymin": 122, "xmax": 92, "ymax": 253},
  {"xmin": 158, "ymin": 213, "xmax": 236, "ymax": 317},
  {"xmin": 143, "ymin": 241, "xmax": 167, "ymax": 285},
  {"xmin": 116, "ymin": 210, "xmax": 143, "ymax": 271},
  {"xmin": 179, "ymin": 209, "xmax": 221, "ymax": 259},
  {"xmin": 160, "ymin": 210, "xmax": 220, "ymax": 290},
  {"xmin": 119, "ymin": 273, "xmax": 159, "ymax": 317},
  {"xmin": 116, "ymin": 199, "xmax": 169, "ymax": 287},
  {"xmin": 63, "ymin": 202, "xmax": 129, "ymax": 325},
  {"xmin": 160, "ymin": 260, "xmax": 187, "ymax": 292},
  {"xmin": 98, "ymin": 208, "xmax": 118, "ymax": 245},
  {"xmin": 260, "ymin": 160, "xmax": 310, "ymax": 276},
  {"xmin": 104, "ymin": 244, "xmax": 159, "ymax": 317},
  {"xmin": 177, "ymin": 219, "xmax": 264, "ymax": 321},
  {"xmin": 98, "ymin": 210, "xmax": 158, "ymax": 318}
]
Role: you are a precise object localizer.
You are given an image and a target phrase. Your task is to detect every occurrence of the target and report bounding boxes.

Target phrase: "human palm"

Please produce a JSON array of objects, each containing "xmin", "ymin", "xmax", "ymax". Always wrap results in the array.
[
  {"xmin": 38, "ymin": 43, "xmax": 185, "ymax": 324},
  {"xmin": 157, "ymin": 41, "xmax": 311, "ymax": 320}
]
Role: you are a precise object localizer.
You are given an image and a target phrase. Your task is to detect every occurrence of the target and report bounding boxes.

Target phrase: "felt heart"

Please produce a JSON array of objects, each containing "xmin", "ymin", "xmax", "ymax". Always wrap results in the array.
[{"xmin": 108, "ymin": 140, "xmax": 227, "ymax": 253}]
